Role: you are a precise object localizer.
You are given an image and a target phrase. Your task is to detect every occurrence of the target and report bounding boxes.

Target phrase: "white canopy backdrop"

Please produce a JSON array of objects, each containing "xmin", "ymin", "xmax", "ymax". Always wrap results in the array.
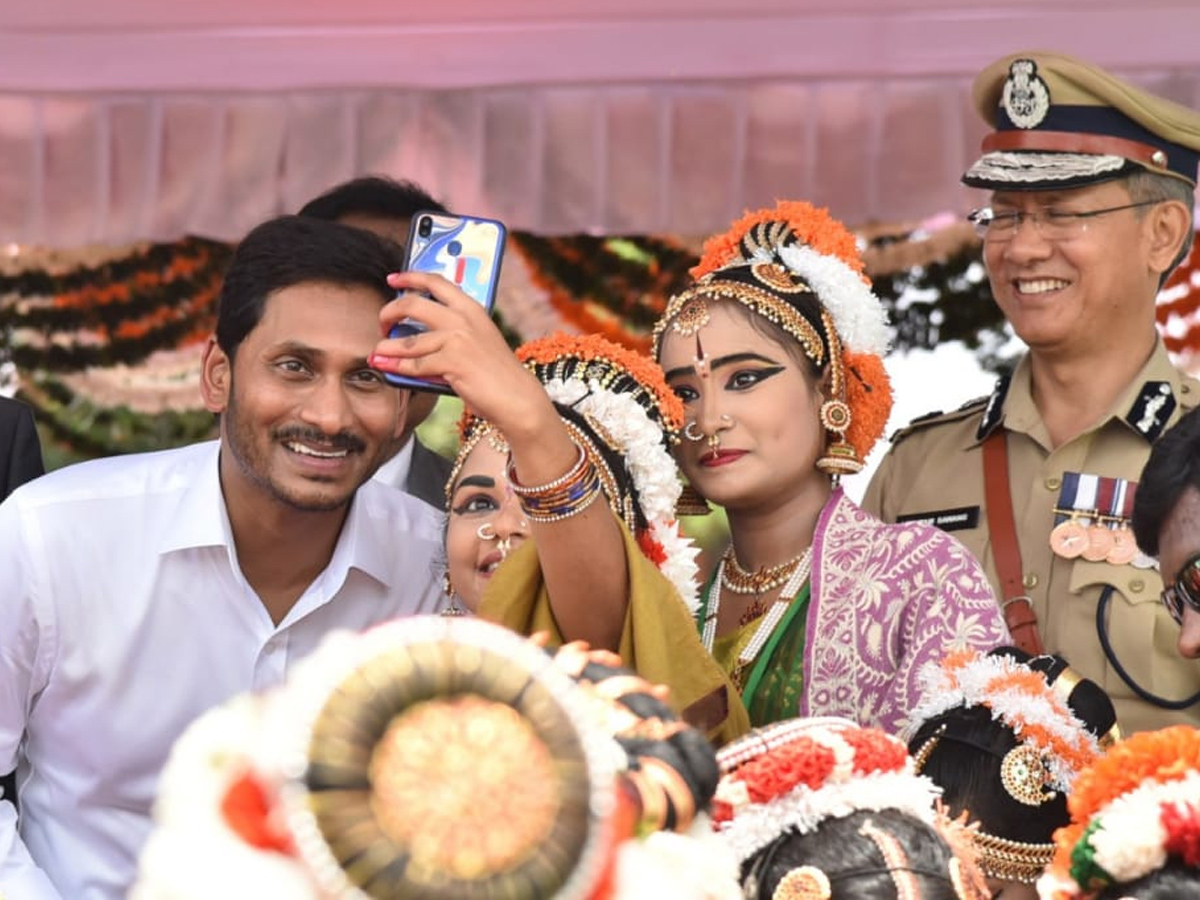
[{"xmin": 3, "ymin": 0, "xmax": 1200, "ymax": 246}]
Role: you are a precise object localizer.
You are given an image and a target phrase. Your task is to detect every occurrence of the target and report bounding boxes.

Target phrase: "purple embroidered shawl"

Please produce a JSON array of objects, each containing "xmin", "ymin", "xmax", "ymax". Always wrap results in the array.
[{"xmin": 801, "ymin": 488, "xmax": 1009, "ymax": 733}]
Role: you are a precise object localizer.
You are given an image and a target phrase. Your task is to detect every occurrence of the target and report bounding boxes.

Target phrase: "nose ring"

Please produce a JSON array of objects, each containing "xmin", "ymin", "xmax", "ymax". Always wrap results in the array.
[
  {"xmin": 683, "ymin": 421, "xmax": 704, "ymax": 443},
  {"xmin": 477, "ymin": 522, "xmax": 498, "ymax": 541},
  {"xmin": 708, "ymin": 432, "xmax": 721, "ymax": 452}
]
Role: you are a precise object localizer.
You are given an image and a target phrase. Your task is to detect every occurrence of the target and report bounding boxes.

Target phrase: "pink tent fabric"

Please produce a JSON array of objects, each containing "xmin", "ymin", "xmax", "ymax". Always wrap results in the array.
[{"xmin": 3, "ymin": 0, "xmax": 1200, "ymax": 246}]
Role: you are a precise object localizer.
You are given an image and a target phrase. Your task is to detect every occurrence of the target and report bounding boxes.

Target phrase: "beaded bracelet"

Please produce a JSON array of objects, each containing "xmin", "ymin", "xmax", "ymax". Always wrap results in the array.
[
  {"xmin": 507, "ymin": 440, "xmax": 603, "ymax": 523},
  {"xmin": 507, "ymin": 441, "xmax": 587, "ymax": 496}
]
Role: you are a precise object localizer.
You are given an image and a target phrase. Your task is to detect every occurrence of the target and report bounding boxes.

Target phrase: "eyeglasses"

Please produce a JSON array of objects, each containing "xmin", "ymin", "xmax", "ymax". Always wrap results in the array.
[
  {"xmin": 967, "ymin": 200, "xmax": 1160, "ymax": 243},
  {"xmin": 1161, "ymin": 553, "xmax": 1200, "ymax": 625}
]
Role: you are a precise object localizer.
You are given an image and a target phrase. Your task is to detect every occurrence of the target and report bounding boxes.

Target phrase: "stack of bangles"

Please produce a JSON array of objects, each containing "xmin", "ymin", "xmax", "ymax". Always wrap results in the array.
[{"xmin": 507, "ymin": 440, "xmax": 603, "ymax": 523}]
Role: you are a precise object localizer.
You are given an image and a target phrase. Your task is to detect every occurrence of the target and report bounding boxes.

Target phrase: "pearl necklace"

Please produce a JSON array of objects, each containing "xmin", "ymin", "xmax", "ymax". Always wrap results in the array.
[
  {"xmin": 720, "ymin": 548, "xmax": 808, "ymax": 595},
  {"xmin": 702, "ymin": 547, "xmax": 813, "ymax": 686}
]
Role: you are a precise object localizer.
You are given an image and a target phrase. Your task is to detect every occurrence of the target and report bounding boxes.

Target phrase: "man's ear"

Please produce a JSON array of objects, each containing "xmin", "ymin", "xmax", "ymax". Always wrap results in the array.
[
  {"xmin": 1147, "ymin": 199, "xmax": 1193, "ymax": 277},
  {"xmin": 200, "ymin": 337, "xmax": 231, "ymax": 413}
]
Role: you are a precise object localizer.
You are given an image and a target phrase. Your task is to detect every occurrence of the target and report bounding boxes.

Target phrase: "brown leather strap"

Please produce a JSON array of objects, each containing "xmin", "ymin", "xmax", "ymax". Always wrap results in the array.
[{"xmin": 982, "ymin": 429, "xmax": 1046, "ymax": 656}]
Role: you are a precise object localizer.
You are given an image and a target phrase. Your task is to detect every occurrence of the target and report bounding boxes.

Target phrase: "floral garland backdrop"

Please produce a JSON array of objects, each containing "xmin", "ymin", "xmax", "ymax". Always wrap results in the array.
[{"xmin": 4, "ymin": 222, "xmax": 1199, "ymax": 467}]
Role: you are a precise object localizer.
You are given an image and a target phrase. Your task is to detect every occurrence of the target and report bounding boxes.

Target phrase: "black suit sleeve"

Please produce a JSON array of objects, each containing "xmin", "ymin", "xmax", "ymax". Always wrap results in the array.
[{"xmin": 1, "ymin": 398, "xmax": 45, "ymax": 500}]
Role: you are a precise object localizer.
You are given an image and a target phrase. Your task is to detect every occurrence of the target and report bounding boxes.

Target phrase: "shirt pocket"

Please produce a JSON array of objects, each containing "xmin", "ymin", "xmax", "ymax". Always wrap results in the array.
[{"xmin": 1069, "ymin": 560, "xmax": 1192, "ymax": 701}]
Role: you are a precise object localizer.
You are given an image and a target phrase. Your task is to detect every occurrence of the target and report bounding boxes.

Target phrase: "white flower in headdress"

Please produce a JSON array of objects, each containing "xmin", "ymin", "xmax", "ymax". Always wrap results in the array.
[
  {"xmin": 777, "ymin": 244, "xmax": 890, "ymax": 357},
  {"xmin": 542, "ymin": 376, "xmax": 700, "ymax": 611}
]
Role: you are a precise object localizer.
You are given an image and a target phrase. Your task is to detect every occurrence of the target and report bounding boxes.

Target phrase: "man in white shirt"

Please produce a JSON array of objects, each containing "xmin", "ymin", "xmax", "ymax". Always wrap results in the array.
[
  {"xmin": 0, "ymin": 215, "xmax": 446, "ymax": 900},
  {"xmin": 299, "ymin": 176, "xmax": 455, "ymax": 510}
]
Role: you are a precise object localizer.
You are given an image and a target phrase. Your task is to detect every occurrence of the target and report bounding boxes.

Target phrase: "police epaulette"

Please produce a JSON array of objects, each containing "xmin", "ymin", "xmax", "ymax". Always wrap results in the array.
[{"xmin": 887, "ymin": 395, "xmax": 989, "ymax": 444}]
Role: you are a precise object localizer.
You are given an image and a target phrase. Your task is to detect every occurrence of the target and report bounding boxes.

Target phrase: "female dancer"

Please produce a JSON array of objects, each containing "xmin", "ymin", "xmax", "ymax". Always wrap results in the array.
[{"xmin": 653, "ymin": 201, "xmax": 1008, "ymax": 729}]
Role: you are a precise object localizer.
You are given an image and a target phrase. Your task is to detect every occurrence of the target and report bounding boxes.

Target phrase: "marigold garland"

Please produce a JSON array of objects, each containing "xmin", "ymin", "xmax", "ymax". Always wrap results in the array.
[
  {"xmin": 691, "ymin": 201, "xmax": 867, "ymax": 281},
  {"xmin": 842, "ymin": 350, "xmax": 893, "ymax": 463},
  {"xmin": 517, "ymin": 333, "xmax": 685, "ymax": 432}
]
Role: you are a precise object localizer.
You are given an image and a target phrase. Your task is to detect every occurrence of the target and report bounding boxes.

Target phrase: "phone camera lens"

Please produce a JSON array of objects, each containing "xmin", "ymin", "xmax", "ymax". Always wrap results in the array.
[{"xmin": 418, "ymin": 216, "xmax": 432, "ymax": 237}]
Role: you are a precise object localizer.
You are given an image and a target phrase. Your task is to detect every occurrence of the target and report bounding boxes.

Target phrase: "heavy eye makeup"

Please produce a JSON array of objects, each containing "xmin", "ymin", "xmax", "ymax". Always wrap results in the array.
[{"xmin": 450, "ymin": 475, "xmax": 502, "ymax": 517}]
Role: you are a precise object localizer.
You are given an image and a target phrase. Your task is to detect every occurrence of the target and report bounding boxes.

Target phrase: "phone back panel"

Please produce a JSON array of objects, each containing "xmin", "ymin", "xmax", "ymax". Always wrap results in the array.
[{"xmin": 406, "ymin": 213, "xmax": 506, "ymax": 311}]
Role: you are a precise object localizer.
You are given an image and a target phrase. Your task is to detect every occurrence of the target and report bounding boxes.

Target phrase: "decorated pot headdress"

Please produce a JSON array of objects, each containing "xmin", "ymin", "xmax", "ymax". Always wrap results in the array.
[
  {"xmin": 1039, "ymin": 725, "xmax": 1200, "ymax": 900},
  {"xmin": 449, "ymin": 333, "xmax": 701, "ymax": 610},
  {"xmin": 904, "ymin": 648, "xmax": 1116, "ymax": 885},
  {"xmin": 712, "ymin": 717, "xmax": 988, "ymax": 900},
  {"xmin": 133, "ymin": 618, "xmax": 742, "ymax": 900},
  {"xmin": 651, "ymin": 201, "xmax": 893, "ymax": 475}
]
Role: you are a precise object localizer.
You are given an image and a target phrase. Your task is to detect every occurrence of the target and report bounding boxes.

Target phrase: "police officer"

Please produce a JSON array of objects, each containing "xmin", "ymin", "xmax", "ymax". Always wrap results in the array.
[{"xmin": 863, "ymin": 51, "xmax": 1200, "ymax": 734}]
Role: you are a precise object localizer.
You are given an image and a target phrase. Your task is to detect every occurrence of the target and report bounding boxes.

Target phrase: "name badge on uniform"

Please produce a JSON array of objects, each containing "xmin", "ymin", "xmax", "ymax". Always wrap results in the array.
[
  {"xmin": 897, "ymin": 506, "xmax": 981, "ymax": 532},
  {"xmin": 1048, "ymin": 471, "xmax": 1150, "ymax": 567}
]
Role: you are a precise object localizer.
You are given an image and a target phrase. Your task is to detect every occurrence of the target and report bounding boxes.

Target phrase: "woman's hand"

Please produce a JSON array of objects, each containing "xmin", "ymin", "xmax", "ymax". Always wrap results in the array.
[{"xmin": 370, "ymin": 271, "xmax": 554, "ymax": 442}]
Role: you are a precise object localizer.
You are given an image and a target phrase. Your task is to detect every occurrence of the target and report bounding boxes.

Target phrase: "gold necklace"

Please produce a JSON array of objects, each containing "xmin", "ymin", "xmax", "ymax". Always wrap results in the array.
[{"xmin": 721, "ymin": 548, "xmax": 807, "ymax": 595}]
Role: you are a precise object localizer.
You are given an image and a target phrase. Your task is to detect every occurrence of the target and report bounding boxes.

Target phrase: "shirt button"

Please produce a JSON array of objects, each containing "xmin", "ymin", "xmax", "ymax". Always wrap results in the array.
[
  {"xmin": 1130, "ymin": 579, "xmax": 1145, "ymax": 593},
  {"xmin": 1023, "ymin": 573, "xmax": 1039, "ymax": 589},
  {"xmin": 1045, "ymin": 476, "xmax": 1061, "ymax": 491}
]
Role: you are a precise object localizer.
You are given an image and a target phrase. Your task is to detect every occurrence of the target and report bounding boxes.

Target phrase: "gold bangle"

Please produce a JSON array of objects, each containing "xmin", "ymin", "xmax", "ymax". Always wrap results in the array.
[{"xmin": 638, "ymin": 756, "xmax": 696, "ymax": 831}]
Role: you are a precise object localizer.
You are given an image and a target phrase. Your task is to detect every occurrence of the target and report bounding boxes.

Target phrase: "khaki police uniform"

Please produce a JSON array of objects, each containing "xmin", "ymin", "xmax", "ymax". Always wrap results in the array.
[{"xmin": 862, "ymin": 342, "xmax": 1200, "ymax": 733}]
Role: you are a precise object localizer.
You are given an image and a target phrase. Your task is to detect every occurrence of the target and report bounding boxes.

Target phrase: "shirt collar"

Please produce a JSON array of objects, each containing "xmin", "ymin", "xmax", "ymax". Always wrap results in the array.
[
  {"xmin": 371, "ymin": 434, "xmax": 415, "ymax": 490},
  {"xmin": 157, "ymin": 440, "xmax": 396, "ymax": 591},
  {"xmin": 980, "ymin": 337, "xmax": 1183, "ymax": 446},
  {"xmin": 158, "ymin": 440, "xmax": 232, "ymax": 554}
]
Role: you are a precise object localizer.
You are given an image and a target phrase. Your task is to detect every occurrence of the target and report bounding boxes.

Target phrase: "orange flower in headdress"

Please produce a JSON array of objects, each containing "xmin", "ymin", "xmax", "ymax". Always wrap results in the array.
[{"xmin": 691, "ymin": 201, "xmax": 867, "ymax": 282}]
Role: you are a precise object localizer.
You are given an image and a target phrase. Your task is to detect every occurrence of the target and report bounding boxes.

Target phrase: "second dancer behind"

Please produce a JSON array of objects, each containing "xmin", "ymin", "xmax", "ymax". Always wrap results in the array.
[
  {"xmin": 370, "ymin": 270, "xmax": 749, "ymax": 744},
  {"xmin": 652, "ymin": 200, "xmax": 1010, "ymax": 730}
]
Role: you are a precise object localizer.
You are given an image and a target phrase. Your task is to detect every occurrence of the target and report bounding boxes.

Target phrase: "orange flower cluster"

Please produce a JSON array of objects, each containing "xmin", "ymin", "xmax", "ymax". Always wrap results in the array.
[
  {"xmin": 518, "ymin": 332, "xmax": 685, "ymax": 431},
  {"xmin": 843, "ymin": 350, "xmax": 893, "ymax": 462},
  {"xmin": 51, "ymin": 245, "xmax": 217, "ymax": 311},
  {"xmin": 1053, "ymin": 725, "xmax": 1200, "ymax": 865},
  {"xmin": 636, "ymin": 529, "xmax": 668, "ymax": 566},
  {"xmin": 691, "ymin": 201, "xmax": 868, "ymax": 281},
  {"xmin": 219, "ymin": 771, "xmax": 295, "ymax": 855},
  {"xmin": 940, "ymin": 650, "xmax": 1096, "ymax": 778},
  {"xmin": 1161, "ymin": 800, "xmax": 1200, "ymax": 867},
  {"xmin": 712, "ymin": 728, "xmax": 909, "ymax": 824}
]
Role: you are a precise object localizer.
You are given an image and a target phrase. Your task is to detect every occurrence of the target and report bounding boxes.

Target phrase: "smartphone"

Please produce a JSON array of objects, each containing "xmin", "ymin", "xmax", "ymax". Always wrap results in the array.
[{"xmin": 383, "ymin": 211, "xmax": 508, "ymax": 394}]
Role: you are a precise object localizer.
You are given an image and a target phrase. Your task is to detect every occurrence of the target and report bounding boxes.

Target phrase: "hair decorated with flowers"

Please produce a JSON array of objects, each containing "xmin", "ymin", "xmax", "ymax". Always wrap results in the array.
[
  {"xmin": 1039, "ymin": 725, "xmax": 1200, "ymax": 899},
  {"xmin": 905, "ymin": 650, "xmax": 1101, "ymax": 799},
  {"xmin": 652, "ymin": 201, "xmax": 893, "ymax": 469},
  {"xmin": 712, "ymin": 718, "xmax": 939, "ymax": 865},
  {"xmin": 132, "ymin": 618, "xmax": 743, "ymax": 900},
  {"xmin": 450, "ymin": 333, "xmax": 700, "ymax": 610}
]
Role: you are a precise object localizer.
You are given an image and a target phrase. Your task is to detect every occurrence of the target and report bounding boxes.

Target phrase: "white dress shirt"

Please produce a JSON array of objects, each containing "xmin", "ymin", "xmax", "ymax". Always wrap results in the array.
[
  {"xmin": 371, "ymin": 431, "xmax": 415, "ymax": 490},
  {"xmin": 0, "ymin": 440, "xmax": 445, "ymax": 900}
]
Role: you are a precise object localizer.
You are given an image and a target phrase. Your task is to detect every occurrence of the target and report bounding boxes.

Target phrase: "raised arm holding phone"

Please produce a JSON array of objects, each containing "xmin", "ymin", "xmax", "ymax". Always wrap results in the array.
[{"xmin": 370, "ymin": 268, "xmax": 749, "ymax": 743}]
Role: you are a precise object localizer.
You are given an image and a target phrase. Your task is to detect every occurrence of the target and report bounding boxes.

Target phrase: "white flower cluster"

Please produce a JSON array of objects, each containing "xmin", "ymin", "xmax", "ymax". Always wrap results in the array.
[
  {"xmin": 129, "ymin": 696, "xmax": 326, "ymax": 900},
  {"xmin": 904, "ymin": 653, "xmax": 1099, "ymax": 793},
  {"xmin": 131, "ymin": 620, "xmax": 737, "ymax": 900},
  {"xmin": 614, "ymin": 816, "xmax": 742, "ymax": 900},
  {"xmin": 542, "ymin": 376, "xmax": 701, "ymax": 611},
  {"xmin": 775, "ymin": 243, "xmax": 891, "ymax": 356},
  {"xmin": 717, "ymin": 770, "xmax": 941, "ymax": 865},
  {"xmin": 1086, "ymin": 770, "xmax": 1200, "ymax": 884}
]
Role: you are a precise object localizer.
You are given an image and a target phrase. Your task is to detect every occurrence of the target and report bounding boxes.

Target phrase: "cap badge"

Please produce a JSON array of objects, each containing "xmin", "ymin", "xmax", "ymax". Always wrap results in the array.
[{"xmin": 1002, "ymin": 59, "xmax": 1050, "ymax": 130}]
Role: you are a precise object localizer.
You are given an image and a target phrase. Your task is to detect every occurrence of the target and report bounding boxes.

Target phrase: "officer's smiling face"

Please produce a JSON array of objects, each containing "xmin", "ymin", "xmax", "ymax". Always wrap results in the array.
[{"xmin": 982, "ymin": 179, "xmax": 1167, "ymax": 356}]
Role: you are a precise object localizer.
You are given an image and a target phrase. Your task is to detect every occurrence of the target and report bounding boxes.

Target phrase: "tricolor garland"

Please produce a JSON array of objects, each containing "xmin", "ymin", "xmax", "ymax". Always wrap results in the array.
[
  {"xmin": 904, "ymin": 649, "xmax": 1100, "ymax": 795},
  {"xmin": 1039, "ymin": 725, "xmax": 1200, "ymax": 899}
]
